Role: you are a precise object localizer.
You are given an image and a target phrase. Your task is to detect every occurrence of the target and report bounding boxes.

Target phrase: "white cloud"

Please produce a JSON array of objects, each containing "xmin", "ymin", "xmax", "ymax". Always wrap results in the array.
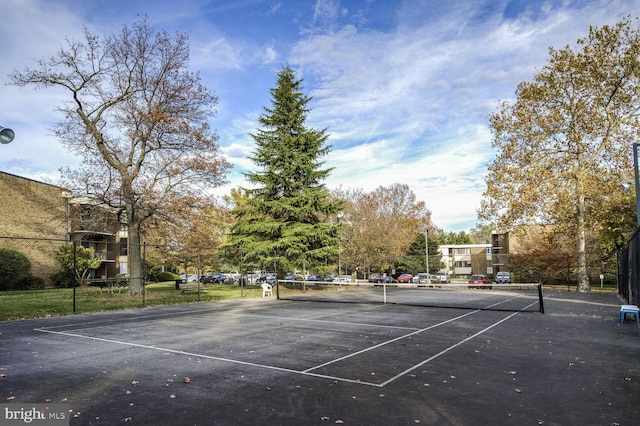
[{"xmin": 4, "ymin": 0, "xmax": 640, "ymax": 233}]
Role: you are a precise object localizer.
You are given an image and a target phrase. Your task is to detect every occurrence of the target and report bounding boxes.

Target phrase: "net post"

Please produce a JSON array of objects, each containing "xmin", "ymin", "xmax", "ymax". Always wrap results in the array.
[
  {"xmin": 383, "ymin": 283, "xmax": 387, "ymax": 304},
  {"xmin": 537, "ymin": 284, "xmax": 545, "ymax": 313},
  {"xmin": 276, "ymin": 280, "xmax": 280, "ymax": 300}
]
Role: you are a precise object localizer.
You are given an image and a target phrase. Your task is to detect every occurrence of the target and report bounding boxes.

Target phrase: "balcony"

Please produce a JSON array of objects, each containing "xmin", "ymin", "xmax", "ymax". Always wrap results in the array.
[{"xmin": 95, "ymin": 251, "xmax": 115, "ymax": 262}]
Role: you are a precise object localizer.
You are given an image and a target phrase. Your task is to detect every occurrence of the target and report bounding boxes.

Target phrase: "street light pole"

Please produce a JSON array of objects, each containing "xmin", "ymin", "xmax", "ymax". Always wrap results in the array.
[{"xmin": 424, "ymin": 228, "xmax": 429, "ymax": 275}]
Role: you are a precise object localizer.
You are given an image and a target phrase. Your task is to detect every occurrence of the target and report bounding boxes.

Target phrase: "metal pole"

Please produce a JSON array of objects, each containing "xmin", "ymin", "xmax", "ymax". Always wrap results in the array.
[
  {"xmin": 142, "ymin": 241, "xmax": 147, "ymax": 306},
  {"xmin": 197, "ymin": 251, "xmax": 201, "ymax": 302},
  {"xmin": 538, "ymin": 284, "xmax": 545, "ymax": 314},
  {"xmin": 425, "ymin": 229, "xmax": 429, "ymax": 274},
  {"xmin": 337, "ymin": 215, "xmax": 342, "ymax": 284},
  {"xmin": 73, "ymin": 240, "xmax": 77, "ymax": 313},
  {"xmin": 634, "ymin": 143, "xmax": 640, "ymax": 227}
]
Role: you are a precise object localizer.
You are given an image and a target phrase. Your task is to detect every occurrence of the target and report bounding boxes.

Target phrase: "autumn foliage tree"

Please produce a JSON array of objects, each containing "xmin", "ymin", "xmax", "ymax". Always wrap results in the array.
[
  {"xmin": 10, "ymin": 18, "xmax": 230, "ymax": 294},
  {"xmin": 336, "ymin": 184, "xmax": 433, "ymax": 276},
  {"xmin": 480, "ymin": 17, "xmax": 640, "ymax": 292}
]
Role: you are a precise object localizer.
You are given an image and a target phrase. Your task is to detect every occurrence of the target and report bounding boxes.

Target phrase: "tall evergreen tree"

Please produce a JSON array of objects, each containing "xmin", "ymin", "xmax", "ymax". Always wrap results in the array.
[{"xmin": 226, "ymin": 66, "xmax": 341, "ymax": 276}]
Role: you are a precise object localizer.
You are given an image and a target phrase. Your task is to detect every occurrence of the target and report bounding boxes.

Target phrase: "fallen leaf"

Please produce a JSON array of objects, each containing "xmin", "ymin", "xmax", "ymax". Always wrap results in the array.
[
  {"xmin": 169, "ymin": 394, "xmax": 176, "ymax": 399},
  {"xmin": 183, "ymin": 377, "xmax": 191, "ymax": 384},
  {"xmin": 515, "ymin": 388, "xmax": 522, "ymax": 393},
  {"xmin": 131, "ymin": 380, "xmax": 139, "ymax": 385}
]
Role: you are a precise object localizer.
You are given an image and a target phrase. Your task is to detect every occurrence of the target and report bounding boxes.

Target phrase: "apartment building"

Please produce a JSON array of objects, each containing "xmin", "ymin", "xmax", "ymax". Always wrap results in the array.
[
  {"xmin": 438, "ymin": 244, "xmax": 493, "ymax": 278},
  {"xmin": 0, "ymin": 171, "xmax": 127, "ymax": 285}
]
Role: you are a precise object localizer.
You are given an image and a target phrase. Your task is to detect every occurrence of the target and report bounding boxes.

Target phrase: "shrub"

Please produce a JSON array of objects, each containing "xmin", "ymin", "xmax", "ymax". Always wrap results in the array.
[
  {"xmin": 50, "ymin": 270, "xmax": 76, "ymax": 288},
  {"xmin": 15, "ymin": 275, "xmax": 46, "ymax": 290},
  {"xmin": 0, "ymin": 247, "xmax": 32, "ymax": 291},
  {"xmin": 157, "ymin": 271, "xmax": 179, "ymax": 282}
]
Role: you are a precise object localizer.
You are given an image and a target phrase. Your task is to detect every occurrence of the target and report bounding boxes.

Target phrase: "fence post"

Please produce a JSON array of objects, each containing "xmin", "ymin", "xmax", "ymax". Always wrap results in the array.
[{"xmin": 73, "ymin": 240, "xmax": 77, "ymax": 313}]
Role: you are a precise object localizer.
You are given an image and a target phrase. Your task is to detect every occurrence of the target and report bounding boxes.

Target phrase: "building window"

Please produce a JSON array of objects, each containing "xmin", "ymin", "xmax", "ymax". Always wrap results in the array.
[
  {"xmin": 119, "ymin": 238, "xmax": 128, "ymax": 256},
  {"xmin": 455, "ymin": 261, "xmax": 472, "ymax": 268},
  {"xmin": 455, "ymin": 248, "xmax": 470, "ymax": 255}
]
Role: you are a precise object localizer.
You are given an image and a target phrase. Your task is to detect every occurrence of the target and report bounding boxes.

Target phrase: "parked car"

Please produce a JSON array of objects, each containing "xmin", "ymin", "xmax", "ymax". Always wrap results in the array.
[
  {"xmin": 412, "ymin": 273, "xmax": 431, "ymax": 284},
  {"xmin": 434, "ymin": 272, "xmax": 450, "ymax": 283},
  {"xmin": 376, "ymin": 275, "xmax": 398, "ymax": 284},
  {"xmin": 495, "ymin": 271, "xmax": 512, "ymax": 284},
  {"xmin": 284, "ymin": 274, "xmax": 304, "ymax": 281},
  {"xmin": 200, "ymin": 274, "xmax": 216, "ymax": 283},
  {"xmin": 257, "ymin": 273, "xmax": 276, "ymax": 283},
  {"xmin": 397, "ymin": 273, "xmax": 413, "ymax": 283},
  {"xmin": 208, "ymin": 273, "xmax": 230, "ymax": 284},
  {"xmin": 179, "ymin": 274, "xmax": 197, "ymax": 283},
  {"xmin": 369, "ymin": 274, "xmax": 382, "ymax": 283},
  {"xmin": 468, "ymin": 274, "xmax": 491, "ymax": 289}
]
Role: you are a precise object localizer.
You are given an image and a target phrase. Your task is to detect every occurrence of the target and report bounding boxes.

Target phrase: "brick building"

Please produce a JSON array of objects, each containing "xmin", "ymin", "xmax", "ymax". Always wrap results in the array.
[{"xmin": 0, "ymin": 171, "xmax": 126, "ymax": 285}]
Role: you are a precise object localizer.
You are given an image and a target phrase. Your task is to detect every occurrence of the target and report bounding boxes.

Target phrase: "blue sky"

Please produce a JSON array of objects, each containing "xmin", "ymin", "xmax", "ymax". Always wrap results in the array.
[{"xmin": 1, "ymin": 0, "xmax": 638, "ymax": 231}]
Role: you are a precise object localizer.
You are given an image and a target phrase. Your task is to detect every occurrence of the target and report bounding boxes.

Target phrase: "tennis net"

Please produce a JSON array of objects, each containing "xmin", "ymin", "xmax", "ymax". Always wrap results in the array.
[{"xmin": 276, "ymin": 280, "xmax": 544, "ymax": 313}]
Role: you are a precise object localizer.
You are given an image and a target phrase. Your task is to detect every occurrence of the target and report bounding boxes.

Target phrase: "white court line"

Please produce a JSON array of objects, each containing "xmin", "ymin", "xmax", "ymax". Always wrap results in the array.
[
  {"xmin": 34, "ymin": 301, "xmax": 535, "ymax": 387},
  {"xmin": 304, "ymin": 309, "xmax": 480, "ymax": 375},
  {"xmin": 35, "ymin": 327, "xmax": 381, "ymax": 387},
  {"xmin": 377, "ymin": 311, "xmax": 520, "ymax": 387}
]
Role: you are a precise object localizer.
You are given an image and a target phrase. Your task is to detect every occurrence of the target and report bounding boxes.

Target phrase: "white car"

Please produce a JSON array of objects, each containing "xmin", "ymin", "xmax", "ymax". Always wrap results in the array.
[
  {"xmin": 495, "ymin": 271, "xmax": 512, "ymax": 284},
  {"xmin": 434, "ymin": 272, "xmax": 450, "ymax": 283},
  {"xmin": 412, "ymin": 273, "xmax": 431, "ymax": 283}
]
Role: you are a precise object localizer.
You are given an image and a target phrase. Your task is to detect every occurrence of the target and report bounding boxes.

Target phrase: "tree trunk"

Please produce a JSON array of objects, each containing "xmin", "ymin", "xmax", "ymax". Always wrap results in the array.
[
  {"xmin": 125, "ymin": 204, "xmax": 145, "ymax": 295},
  {"xmin": 576, "ymin": 177, "xmax": 591, "ymax": 292}
]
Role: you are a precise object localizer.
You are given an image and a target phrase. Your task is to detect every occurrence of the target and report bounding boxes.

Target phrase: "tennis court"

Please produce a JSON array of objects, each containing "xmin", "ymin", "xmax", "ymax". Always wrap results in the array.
[{"xmin": 1, "ymin": 288, "xmax": 639, "ymax": 425}]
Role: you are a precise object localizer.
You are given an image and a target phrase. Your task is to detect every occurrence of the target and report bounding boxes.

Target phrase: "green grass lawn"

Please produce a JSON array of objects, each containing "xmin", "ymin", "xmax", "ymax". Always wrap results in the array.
[{"xmin": 0, "ymin": 281, "xmax": 265, "ymax": 321}]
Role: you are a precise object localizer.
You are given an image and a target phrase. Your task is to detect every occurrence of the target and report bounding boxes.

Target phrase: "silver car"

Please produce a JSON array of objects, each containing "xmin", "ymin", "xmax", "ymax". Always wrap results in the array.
[
  {"xmin": 434, "ymin": 272, "xmax": 450, "ymax": 283},
  {"xmin": 495, "ymin": 271, "xmax": 511, "ymax": 284}
]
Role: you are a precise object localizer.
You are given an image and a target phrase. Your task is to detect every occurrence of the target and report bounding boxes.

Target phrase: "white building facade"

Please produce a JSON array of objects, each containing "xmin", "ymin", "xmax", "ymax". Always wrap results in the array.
[{"xmin": 439, "ymin": 244, "xmax": 493, "ymax": 278}]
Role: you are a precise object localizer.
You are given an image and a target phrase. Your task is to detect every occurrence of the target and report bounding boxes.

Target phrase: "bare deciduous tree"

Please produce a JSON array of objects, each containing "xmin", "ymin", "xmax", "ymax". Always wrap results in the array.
[{"xmin": 10, "ymin": 18, "xmax": 231, "ymax": 293}]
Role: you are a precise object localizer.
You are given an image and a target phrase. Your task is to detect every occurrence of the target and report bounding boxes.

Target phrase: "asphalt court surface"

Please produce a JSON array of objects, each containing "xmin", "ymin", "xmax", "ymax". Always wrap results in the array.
[{"xmin": 1, "ymin": 290, "xmax": 640, "ymax": 425}]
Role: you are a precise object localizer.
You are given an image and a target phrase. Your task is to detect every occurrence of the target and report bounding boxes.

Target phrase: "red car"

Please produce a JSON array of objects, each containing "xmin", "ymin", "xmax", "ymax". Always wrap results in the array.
[
  {"xmin": 468, "ymin": 274, "xmax": 492, "ymax": 289},
  {"xmin": 397, "ymin": 273, "xmax": 413, "ymax": 283}
]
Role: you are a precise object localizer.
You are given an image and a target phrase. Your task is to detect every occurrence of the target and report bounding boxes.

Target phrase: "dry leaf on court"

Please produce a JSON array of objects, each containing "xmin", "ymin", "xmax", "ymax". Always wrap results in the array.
[
  {"xmin": 515, "ymin": 388, "xmax": 522, "ymax": 393},
  {"xmin": 183, "ymin": 377, "xmax": 191, "ymax": 384}
]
